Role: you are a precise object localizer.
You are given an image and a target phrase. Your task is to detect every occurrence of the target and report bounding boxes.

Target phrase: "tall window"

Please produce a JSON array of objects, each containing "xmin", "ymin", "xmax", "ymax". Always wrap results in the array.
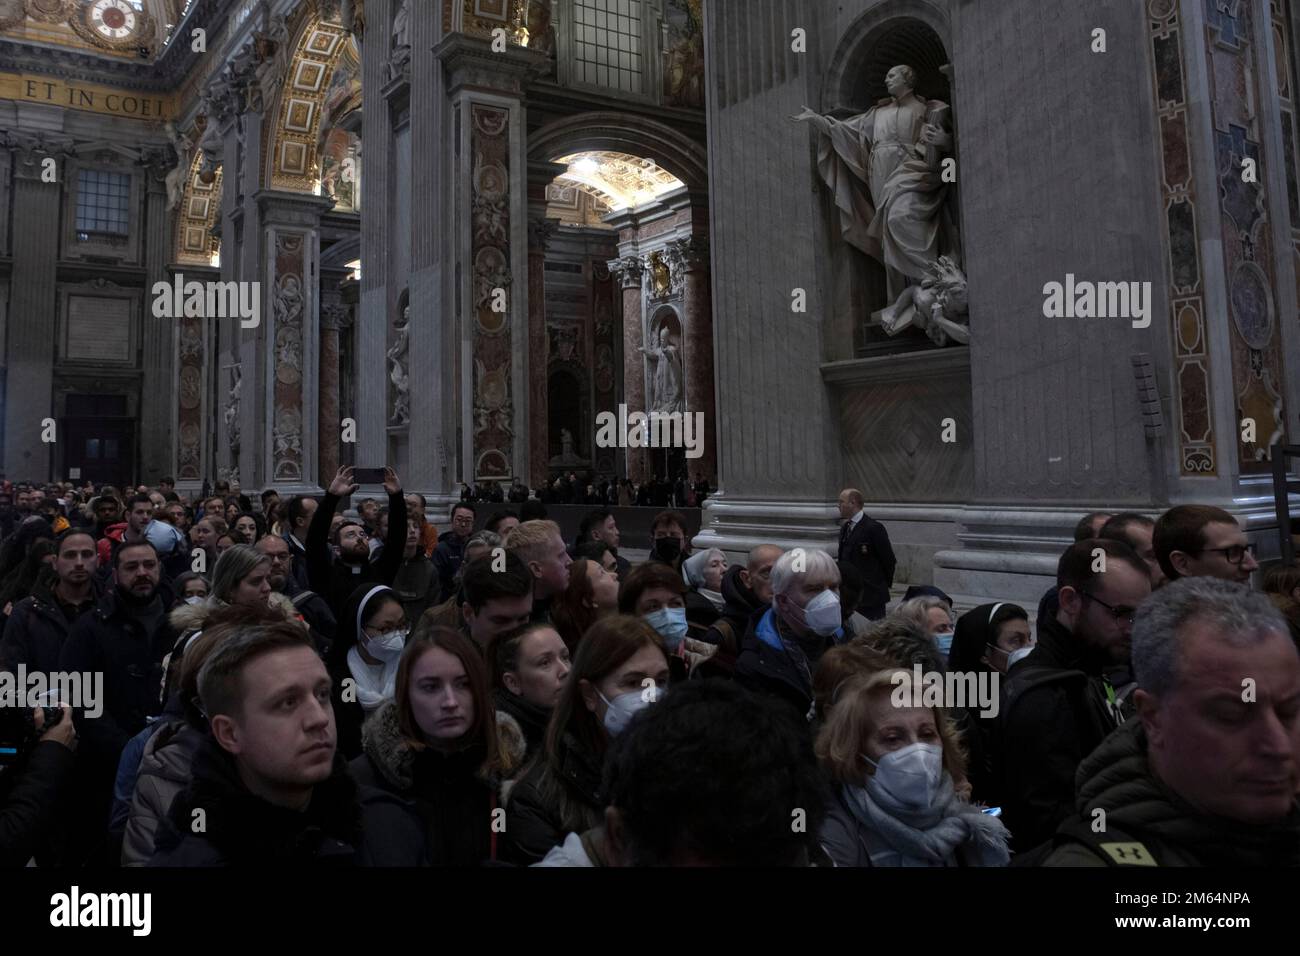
[
  {"xmin": 571, "ymin": 0, "xmax": 645, "ymax": 95},
  {"xmin": 76, "ymin": 169, "xmax": 131, "ymax": 236}
]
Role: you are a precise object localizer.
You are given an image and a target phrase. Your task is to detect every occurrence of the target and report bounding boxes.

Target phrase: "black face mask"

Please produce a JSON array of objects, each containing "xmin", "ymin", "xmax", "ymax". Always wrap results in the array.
[{"xmin": 651, "ymin": 537, "xmax": 682, "ymax": 564}]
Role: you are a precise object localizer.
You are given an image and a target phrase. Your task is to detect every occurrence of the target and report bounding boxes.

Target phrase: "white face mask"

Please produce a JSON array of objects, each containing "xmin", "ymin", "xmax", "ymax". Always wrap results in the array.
[
  {"xmin": 597, "ymin": 685, "xmax": 661, "ymax": 736},
  {"xmin": 797, "ymin": 589, "xmax": 841, "ymax": 637},
  {"xmin": 1007, "ymin": 645, "xmax": 1034, "ymax": 668},
  {"xmin": 184, "ymin": 595, "xmax": 205, "ymax": 606},
  {"xmin": 365, "ymin": 628, "xmax": 408, "ymax": 663},
  {"xmin": 863, "ymin": 742, "xmax": 943, "ymax": 810}
]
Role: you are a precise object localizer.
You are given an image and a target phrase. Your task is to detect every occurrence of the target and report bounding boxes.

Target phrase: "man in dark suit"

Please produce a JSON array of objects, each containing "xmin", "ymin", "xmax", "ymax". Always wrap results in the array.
[{"xmin": 835, "ymin": 488, "xmax": 896, "ymax": 620}]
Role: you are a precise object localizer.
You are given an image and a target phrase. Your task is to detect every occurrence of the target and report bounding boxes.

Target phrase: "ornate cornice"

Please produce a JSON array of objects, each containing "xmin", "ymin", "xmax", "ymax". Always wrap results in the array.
[{"xmin": 0, "ymin": 0, "xmax": 245, "ymax": 92}]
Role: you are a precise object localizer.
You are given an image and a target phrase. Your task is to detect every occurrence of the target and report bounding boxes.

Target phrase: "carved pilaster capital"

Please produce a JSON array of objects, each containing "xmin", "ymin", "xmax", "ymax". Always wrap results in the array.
[{"xmin": 608, "ymin": 256, "xmax": 645, "ymax": 289}]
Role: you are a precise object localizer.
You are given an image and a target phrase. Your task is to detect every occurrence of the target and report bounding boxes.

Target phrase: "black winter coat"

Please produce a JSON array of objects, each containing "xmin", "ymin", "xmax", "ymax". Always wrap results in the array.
[
  {"xmin": 0, "ymin": 578, "xmax": 99, "ymax": 674},
  {"xmin": 58, "ymin": 584, "xmax": 176, "ymax": 760},
  {"xmin": 305, "ymin": 491, "xmax": 407, "ymax": 619},
  {"xmin": 431, "ymin": 535, "xmax": 467, "ymax": 606},
  {"xmin": 348, "ymin": 700, "xmax": 525, "ymax": 865},
  {"xmin": 0, "ymin": 740, "xmax": 77, "ymax": 867},
  {"xmin": 733, "ymin": 609, "xmax": 829, "ymax": 720},
  {"xmin": 999, "ymin": 614, "xmax": 1128, "ymax": 851},
  {"xmin": 149, "ymin": 735, "xmax": 425, "ymax": 867},
  {"xmin": 501, "ymin": 730, "xmax": 604, "ymax": 865}
]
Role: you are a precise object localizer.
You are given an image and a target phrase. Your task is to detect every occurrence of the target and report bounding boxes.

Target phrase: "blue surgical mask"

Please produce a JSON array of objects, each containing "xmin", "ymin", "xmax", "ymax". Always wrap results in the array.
[
  {"xmin": 644, "ymin": 606, "xmax": 688, "ymax": 651},
  {"xmin": 932, "ymin": 631, "xmax": 954, "ymax": 656}
]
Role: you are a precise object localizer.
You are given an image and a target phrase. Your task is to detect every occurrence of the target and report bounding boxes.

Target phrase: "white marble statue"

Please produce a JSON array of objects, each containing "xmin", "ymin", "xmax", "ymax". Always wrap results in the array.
[
  {"xmin": 794, "ymin": 64, "xmax": 960, "ymax": 323},
  {"xmin": 389, "ymin": 0, "xmax": 411, "ymax": 80},
  {"xmin": 879, "ymin": 255, "xmax": 970, "ymax": 347},
  {"xmin": 387, "ymin": 305, "xmax": 411, "ymax": 425},
  {"xmin": 225, "ymin": 364, "xmax": 242, "ymax": 468},
  {"xmin": 163, "ymin": 121, "xmax": 193, "ymax": 211},
  {"xmin": 638, "ymin": 326, "xmax": 685, "ymax": 414}
]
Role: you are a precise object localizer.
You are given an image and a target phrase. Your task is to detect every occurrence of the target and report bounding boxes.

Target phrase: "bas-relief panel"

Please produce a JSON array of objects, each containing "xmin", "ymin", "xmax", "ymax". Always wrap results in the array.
[
  {"xmin": 1148, "ymin": 0, "xmax": 1216, "ymax": 475},
  {"xmin": 837, "ymin": 377, "xmax": 972, "ymax": 503},
  {"xmin": 470, "ymin": 103, "xmax": 514, "ymax": 480},
  {"xmin": 1206, "ymin": 0, "xmax": 1288, "ymax": 468},
  {"xmin": 663, "ymin": 0, "xmax": 705, "ymax": 108}
]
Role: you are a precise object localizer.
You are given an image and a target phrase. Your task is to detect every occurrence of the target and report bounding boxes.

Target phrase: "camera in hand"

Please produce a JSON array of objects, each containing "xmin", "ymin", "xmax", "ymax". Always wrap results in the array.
[{"xmin": 352, "ymin": 467, "xmax": 385, "ymax": 484}]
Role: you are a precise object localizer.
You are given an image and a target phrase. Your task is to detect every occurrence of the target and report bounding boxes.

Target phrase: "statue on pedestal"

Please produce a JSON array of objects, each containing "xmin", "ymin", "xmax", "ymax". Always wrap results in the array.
[
  {"xmin": 794, "ymin": 64, "xmax": 969, "ymax": 342},
  {"xmin": 639, "ymin": 326, "xmax": 685, "ymax": 414}
]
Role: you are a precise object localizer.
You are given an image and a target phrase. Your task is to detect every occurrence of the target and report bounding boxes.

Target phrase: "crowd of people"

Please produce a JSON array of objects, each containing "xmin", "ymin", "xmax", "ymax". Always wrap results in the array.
[
  {"xmin": 1, "ymin": 470, "xmax": 1298, "ymax": 867},
  {"xmin": 459, "ymin": 473, "xmax": 712, "ymax": 509}
]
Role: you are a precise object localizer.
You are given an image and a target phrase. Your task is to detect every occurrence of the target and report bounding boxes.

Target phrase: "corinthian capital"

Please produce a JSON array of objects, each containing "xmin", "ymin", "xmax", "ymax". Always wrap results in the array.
[{"xmin": 607, "ymin": 256, "xmax": 645, "ymax": 288}]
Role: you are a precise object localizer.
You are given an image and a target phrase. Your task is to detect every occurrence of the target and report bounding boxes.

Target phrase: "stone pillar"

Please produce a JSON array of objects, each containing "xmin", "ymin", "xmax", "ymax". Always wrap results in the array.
[
  {"xmin": 3, "ymin": 135, "xmax": 69, "ymax": 481},
  {"xmin": 359, "ymin": 0, "xmax": 395, "ymax": 485},
  {"xmin": 319, "ymin": 297, "xmax": 347, "ymax": 484},
  {"xmin": 139, "ymin": 150, "xmax": 175, "ymax": 486},
  {"xmin": 691, "ymin": 0, "xmax": 840, "ymax": 558},
  {"xmin": 527, "ymin": 214, "xmax": 558, "ymax": 488},
  {"xmin": 609, "ymin": 256, "xmax": 647, "ymax": 482},
  {"xmin": 434, "ymin": 35, "xmax": 549, "ymax": 490},
  {"xmin": 668, "ymin": 235, "xmax": 716, "ymax": 483},
  {"xmin": 254, "ymin": 190, "xmax": 334, "ymax": 496}
]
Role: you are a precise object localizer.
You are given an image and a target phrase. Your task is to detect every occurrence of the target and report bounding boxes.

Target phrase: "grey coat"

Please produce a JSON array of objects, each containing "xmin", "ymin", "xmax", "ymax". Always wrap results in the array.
[{"xmin": 121, "ymin": 718, "xmax": 206, "ymax": 866}]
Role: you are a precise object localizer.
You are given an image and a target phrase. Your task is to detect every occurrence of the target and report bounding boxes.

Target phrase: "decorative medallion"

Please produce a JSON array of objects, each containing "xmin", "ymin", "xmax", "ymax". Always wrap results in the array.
[{"xmin": 1229, "ymin": 260, "xmax": 1273, "ymax": 350}]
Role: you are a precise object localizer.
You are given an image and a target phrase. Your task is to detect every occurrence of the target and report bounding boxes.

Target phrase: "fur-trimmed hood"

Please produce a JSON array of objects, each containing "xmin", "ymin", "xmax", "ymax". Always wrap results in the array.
[
  {"xmin": 359, "ymin": 699, "xmax": 527, "ymax": 794},
  {"xmin": 167, "ymin": 591, "xmax": 305, "ymax": 634}
]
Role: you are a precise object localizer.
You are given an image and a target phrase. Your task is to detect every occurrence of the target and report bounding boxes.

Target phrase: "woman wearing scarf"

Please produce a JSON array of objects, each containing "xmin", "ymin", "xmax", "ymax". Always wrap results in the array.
[
  {"xmin": 816, "ymin": 667, "xmax": 1010, "ymax": 867},
  {"xmin": 327, "ymin": 584, "xmax": 410, "ymax": 760},
  {"xmin": 349, "ymin": 626, "xmax": 525, "ymax": 865}
]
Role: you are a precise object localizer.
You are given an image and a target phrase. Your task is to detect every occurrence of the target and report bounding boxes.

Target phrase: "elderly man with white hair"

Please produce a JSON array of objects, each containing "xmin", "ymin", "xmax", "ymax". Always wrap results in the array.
[{"xmin": 734, "ymin": 548, "xmax": 845, "ymax": 719}]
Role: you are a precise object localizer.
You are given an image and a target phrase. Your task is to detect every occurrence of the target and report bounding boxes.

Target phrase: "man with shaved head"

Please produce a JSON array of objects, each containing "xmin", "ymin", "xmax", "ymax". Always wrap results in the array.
[
  {"xmin": 698, "ymin": 544, "xmax": 783, "ymax": 677},
  {"xmin": 836, "ymin": 488, "xmax": 896, "ymax": 621}
]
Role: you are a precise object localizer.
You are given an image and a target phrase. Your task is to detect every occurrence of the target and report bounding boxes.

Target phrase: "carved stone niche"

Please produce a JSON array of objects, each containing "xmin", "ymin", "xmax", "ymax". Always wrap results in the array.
[{"xmin": 816, "ymin": 16, "xmax": 967, "ymax": 357}]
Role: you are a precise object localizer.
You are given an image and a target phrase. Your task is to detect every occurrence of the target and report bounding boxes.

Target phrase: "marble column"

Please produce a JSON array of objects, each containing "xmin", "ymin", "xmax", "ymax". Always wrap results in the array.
[
  {"xmin": 3, "ymin": 135, "xmax": 69, "ymax": 481},
  {"xmin": 318, "ymin": 299, "xmax": 346, "ymax": 486},
  {"xmin": 139, "ymin": 150, "xmax": 174, "ymax": 486},
  {"xmin": 609, "ymin": 256, "xmax": 648, "ymax": 482},
  {"xmin": 527, "ymin": 214, "xmax": 558, "ymax": 488},
  {"xmin": 669, "ymin": 235, "xmax": 716, "ymax": 483},
  {"xmin": 691, "ymin": 0, "xmax": 841, "ymax": 559},
  {"xmin": 358, "ymin": 0, "xmax": 394, "ymax": 491},
  {"xmin": 434, "ymin": 35, "xmax": 549, "ymax": 490},
  {"xmin": 254, "ymin": 190, "xmax": 334, "ymax": 496}
]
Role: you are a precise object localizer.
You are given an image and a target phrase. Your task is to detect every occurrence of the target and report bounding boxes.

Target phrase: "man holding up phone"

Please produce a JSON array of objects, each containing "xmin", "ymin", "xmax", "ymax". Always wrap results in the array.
[{"xmin": 306, "ymin": 467, "xmax": 408, "ymax": 619}]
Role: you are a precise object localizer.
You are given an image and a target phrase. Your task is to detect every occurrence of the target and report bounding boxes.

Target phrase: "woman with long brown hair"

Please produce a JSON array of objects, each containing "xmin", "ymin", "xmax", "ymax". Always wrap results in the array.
[
  {"xmin": 348, "ymin": 625, "xmax": 526, "ymax": 865},
  {"xmin": 550, "ymin": 555, "xmax": 619, "ymax": 651},
  {"xmin": 500, "ymin": 615, "xmax": 669, "ymax": 864}
]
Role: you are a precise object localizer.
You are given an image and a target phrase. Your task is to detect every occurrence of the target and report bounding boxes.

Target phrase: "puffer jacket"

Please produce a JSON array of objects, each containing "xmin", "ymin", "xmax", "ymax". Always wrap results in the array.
[
  {"xmin": 1042, "ymin": 720, "xmax": 1300, "ymax": 867},
  {"xmin": 121, "ymin": 717, "xmax": 207, "ymax": 866},
  {"xmin": 347, "ymin": 700, "xmax": 526, "ymax": 865},
  {"xmin": 500, "ymin": 730, "xmax": 605, "ymax": 865}
]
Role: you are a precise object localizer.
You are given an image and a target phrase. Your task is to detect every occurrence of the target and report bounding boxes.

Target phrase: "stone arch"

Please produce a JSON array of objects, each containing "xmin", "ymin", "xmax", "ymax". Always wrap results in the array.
[
  {"xmin": 174, "ymin": 151, "xmax": 223, "ymax": 265},
  {"xmin": 263, "ymin": 13, "xmax": 358, "ymax": 194},
  {"xmin": 821, "ymin": 1, "xmax": 953, "ymax": 111},
  {"xmin": 528, "ymin": 112, "xmax": 708, "ymax": 198}
]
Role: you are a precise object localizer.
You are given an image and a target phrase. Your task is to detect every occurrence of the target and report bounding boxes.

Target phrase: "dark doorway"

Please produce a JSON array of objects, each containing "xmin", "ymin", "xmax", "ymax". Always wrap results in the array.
[{"xmin": 62, "ymin": 394, "xmax": 135, "ymax": 487}]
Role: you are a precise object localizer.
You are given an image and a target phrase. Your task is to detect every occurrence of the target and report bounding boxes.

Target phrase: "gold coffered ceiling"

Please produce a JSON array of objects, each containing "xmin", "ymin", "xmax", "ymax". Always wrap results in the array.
[{"xmin": 553, "ymin": 151, "xmax": 685, "ymax": 211}]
